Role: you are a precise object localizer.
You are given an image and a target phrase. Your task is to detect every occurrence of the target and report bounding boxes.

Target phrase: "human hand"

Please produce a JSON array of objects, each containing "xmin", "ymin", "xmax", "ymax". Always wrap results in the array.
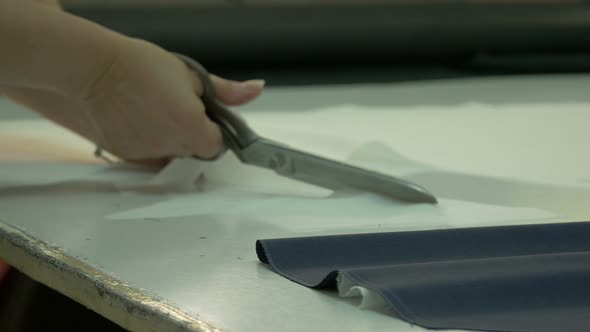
[{"xmin": 3, "ymin": 38, "xmax": 264, "ymax": 163}]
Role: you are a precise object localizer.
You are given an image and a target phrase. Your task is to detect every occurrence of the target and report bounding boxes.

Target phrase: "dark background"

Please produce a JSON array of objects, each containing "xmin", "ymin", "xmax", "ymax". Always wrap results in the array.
[{"xmin": 63, "ymin": 0, "xmax": 590, "ymax": 86}]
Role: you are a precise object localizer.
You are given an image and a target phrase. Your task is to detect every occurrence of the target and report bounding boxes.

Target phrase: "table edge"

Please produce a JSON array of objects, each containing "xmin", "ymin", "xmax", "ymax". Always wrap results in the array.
[{"xmin": 0, "ymin": 220, "xmax": 221, "ymax": 332}]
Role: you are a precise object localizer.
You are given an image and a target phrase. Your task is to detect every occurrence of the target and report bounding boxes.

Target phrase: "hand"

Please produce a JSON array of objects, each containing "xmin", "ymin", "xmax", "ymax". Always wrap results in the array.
[{"xmin": 3, "ymin": 38, "xmax": 264, "ymax": 163}]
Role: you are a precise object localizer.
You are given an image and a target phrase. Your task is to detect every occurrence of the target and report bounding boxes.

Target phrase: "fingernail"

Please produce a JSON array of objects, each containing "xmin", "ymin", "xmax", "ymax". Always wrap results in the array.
[{"xmin": 241, "ymin": 79, "xmax": 266, "ymax": 92}]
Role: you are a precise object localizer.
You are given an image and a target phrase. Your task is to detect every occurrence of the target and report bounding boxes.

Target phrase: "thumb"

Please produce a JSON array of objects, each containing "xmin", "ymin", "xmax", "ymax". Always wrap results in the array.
[{"xmin": 211, "ymin": 74, "xmax": 265, "ymax": 106}]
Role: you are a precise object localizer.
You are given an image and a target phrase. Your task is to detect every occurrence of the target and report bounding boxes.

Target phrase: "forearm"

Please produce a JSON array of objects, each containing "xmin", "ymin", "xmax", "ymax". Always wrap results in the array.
[{"xmin": 0, "ymin": 0, "xmax": 124, "ymax": 97}]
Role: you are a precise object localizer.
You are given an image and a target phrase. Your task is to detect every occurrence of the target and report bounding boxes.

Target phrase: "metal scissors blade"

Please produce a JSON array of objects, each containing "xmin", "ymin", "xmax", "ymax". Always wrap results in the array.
[
  {"xmin": 176, "ymin": 54, "xmax": 437, "ymax": 204},
  {"xmin": 241, "ymin": 138, "xmax": 437, "ymax": 203}
]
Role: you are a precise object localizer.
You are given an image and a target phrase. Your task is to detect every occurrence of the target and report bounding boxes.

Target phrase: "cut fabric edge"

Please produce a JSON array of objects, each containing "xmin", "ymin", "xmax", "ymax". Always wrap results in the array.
[
  {"xmin": 256, "ymin": 239, "xmax": 410, "ymax": 319},
  {"xmin": 336, "ymin": 273, "xmax": 391, "ymax": 312},
  {"xmin": 256, "ymin": 240, "xmax": 338, "ymax": 288},
  {"xmin": 256, "ymin": 240, "xmax": 414, "ymax": 324},
  {"xmin": 116, "ymin": 158, "xmax": 211, "ymax": 193}
]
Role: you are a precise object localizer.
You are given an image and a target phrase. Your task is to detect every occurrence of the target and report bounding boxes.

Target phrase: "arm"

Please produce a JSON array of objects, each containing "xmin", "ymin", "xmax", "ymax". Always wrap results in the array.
[
  {"xmin": 0, "ymin": 0, "xmax": 120, "ymax": 97},
  {"xmin": 0, "ymin": 0, "xmax": 265, "ymax": 161}
]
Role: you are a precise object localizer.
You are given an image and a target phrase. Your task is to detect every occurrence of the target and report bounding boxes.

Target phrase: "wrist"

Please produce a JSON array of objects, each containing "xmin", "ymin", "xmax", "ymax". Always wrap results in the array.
[
  {"xmin": 72, "ymin": 37, "xmax": 163, "ymax": 102},
  {"xmin": 66, "ymin": 33, "xmax": 128, "ymax": 100},
  {"xmin": 59, "ymin": 28, "xmax": 129, "ymax": 100}
]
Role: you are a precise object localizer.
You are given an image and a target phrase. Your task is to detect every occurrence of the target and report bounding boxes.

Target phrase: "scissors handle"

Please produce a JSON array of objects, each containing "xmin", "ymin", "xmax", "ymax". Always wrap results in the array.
[{"xmin": 175, "ymin": 53, "xmax": 258, "ymax": 150}]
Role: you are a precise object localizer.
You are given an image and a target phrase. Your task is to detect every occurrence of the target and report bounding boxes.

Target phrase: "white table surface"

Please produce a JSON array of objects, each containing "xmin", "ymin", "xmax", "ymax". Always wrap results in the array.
[{"xmin": 1, "ymin": 74, "xmax": 590, "ymax": 332}]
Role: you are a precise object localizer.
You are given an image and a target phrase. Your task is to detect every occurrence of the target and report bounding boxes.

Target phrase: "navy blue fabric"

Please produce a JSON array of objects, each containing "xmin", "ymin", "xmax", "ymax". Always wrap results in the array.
[{"xmin": 256, "ymin": 221, "xmax": 590, "ymax": 332}]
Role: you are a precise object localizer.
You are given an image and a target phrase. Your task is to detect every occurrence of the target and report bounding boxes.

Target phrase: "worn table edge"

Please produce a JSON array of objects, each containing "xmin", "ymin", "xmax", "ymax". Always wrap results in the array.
[{"xmin": 0, "ymin": 219, "xmax": 221, "ymax": 332}]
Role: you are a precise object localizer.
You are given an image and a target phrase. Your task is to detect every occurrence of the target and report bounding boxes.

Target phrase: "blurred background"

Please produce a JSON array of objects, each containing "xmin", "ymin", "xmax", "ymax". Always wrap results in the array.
[
  {"xmin": 59, "ymin": 0, "xmax": 590, "ymax": 86},
  {"xmin": 2, "ymin": 2, "xmax": 590, "ymax": 331}
]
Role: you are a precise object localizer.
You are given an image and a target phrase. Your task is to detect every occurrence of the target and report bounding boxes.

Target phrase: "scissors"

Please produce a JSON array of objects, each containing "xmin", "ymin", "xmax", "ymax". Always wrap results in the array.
[{"xmin": 176, "ymin": 54, "xmax": 437, "ymax": 204}]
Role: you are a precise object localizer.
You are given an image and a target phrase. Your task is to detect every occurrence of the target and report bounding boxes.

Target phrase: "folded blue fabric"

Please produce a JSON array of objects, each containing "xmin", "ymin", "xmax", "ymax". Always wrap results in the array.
[{"xmin": 256, "ymin": 221, "xmax": 590, "ymax": 332}]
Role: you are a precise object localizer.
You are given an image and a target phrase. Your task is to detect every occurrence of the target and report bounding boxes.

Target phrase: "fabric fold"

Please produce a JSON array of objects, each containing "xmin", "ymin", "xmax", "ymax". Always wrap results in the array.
[{"xmin": 256, "ymin": 221, "xmax": 590, "ymax": 332}]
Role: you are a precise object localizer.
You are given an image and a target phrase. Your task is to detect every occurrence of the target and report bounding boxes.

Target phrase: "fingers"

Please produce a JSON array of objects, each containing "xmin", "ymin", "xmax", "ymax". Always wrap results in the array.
[
  {"xmin": 177, "ymin": 99, "xmax": 224, "ymax": 159},
  {"xmin": 211, "ymin": 75, "xmax": 265, "ymax": 106},
  {"xmin": 177, "ymin": 53, "xmax": 264, "ymax": 105},
  {"xmin": 87, "ymin": 92, "xmax": 224, "ymax": 162}
]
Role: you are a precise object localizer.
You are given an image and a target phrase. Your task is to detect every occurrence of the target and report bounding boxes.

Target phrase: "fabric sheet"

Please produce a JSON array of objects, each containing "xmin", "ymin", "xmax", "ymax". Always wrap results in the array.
[{"xmin": 257, "ymin": 221, "xmax": 590, "ymax": 332}]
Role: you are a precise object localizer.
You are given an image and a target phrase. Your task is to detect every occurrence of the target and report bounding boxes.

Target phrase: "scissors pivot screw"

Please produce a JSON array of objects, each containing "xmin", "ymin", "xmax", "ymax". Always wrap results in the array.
[{"xmin": 269, "ymin": 154, "xmax": 286, "ymax": 170}]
